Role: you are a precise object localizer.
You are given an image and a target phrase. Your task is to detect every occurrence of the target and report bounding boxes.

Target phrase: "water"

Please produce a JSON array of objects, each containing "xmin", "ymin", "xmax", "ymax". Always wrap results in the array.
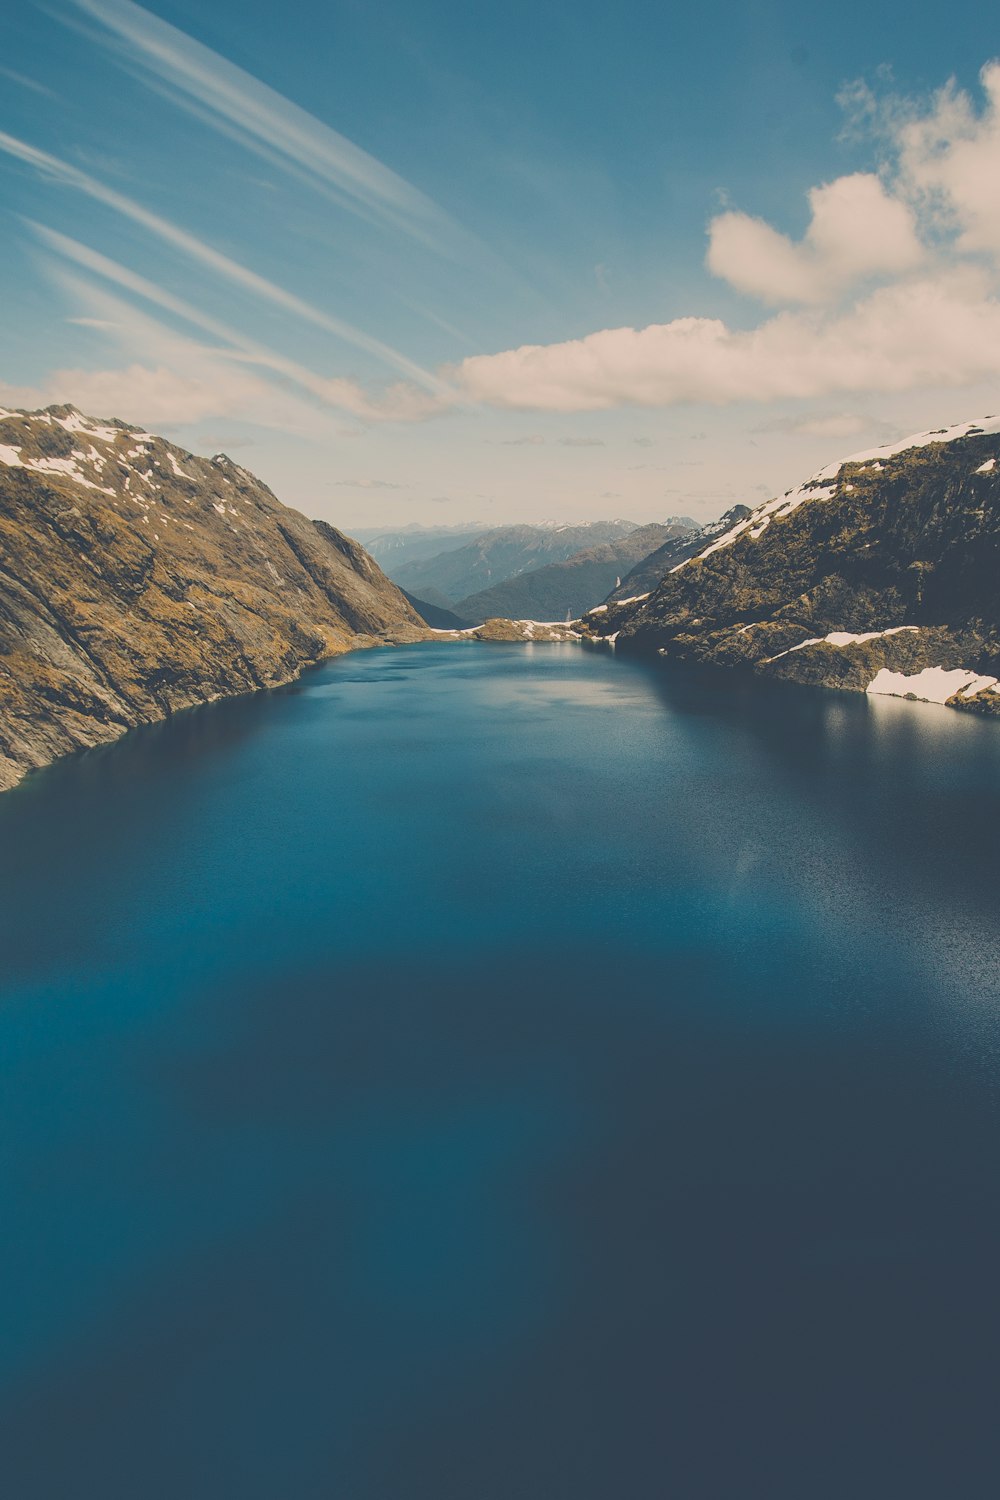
[{"xmin": 1, "ymin": 642, "xmax": 998, "ymax": 1498}]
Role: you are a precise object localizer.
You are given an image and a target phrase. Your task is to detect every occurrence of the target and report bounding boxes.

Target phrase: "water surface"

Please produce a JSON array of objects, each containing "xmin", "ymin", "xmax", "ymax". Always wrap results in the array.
[{"xmin": 1, "ymin": 643, "xmax": 998, "ymax": 1498}]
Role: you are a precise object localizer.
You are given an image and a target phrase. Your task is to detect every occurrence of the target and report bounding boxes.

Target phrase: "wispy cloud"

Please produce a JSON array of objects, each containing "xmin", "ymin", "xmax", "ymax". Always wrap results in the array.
[
  {"xmin": 0, "ymin": 274, "xmax": 325, "ymax": 431},
  {"xmin": 331, "ymin": 478, "xmax": 404, "ymax": 490},
  {"xmin": 0, "ymin": 131, "xmax": 450, "ymax": 396},
  {"xmin": 0, "ymin": 65, "xmax": 57, "ymax": 99},
  {"xmin": 28, "ymin": 222, "xmax": 437, "ymax": 421},
  {"xmin": 62, "ymin": 0, "xmax": 463, "ymax": 255}
]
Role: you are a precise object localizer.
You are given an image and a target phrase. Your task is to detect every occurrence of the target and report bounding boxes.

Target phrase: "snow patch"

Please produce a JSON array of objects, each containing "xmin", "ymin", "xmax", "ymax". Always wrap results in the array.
[
  {"xmin": 54, "ymin": 411, "xmax": 119, "ymax": 443},
  {"xmin": 975, "ymin": 458, "xmax": 996, "ymax": 474},
  {"xmin": 765, "ymin": 625, "xmax": 918, "ymax": 663},
  {"xmin": 165, "ymin": 451, "xmax": 193, "ymax": 480},
  {"xmin": 867, "ymin": 666, "xmax": 1000, "ymax": 705}
]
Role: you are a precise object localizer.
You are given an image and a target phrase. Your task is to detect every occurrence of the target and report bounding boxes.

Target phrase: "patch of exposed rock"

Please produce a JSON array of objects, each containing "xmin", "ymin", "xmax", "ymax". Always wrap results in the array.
[{"xmin": 0, "ymin": 404, "xmax": 427, "ymax": 790}]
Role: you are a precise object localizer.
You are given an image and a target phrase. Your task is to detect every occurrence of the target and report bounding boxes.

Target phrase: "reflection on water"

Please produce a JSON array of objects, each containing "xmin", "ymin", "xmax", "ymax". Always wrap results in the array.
[{"xmin": 0, "ymin": 644, "xmax": 998, "ymax": 1499}]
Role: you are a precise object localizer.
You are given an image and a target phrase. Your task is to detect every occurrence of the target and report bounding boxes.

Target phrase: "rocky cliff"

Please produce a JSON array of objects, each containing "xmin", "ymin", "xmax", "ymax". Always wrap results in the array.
[
  {"xmin": 580, "ymin": 419, "xmax": 1000, "ymax": 715},
  {"xmin": 0, "ymin": 404, "xmax": 426, "ymax": 790}
]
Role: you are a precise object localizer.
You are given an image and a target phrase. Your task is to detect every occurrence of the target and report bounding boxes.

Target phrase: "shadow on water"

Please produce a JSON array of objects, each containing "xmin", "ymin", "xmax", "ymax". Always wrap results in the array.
[{"xmin": 0, "ymin": 644, "xmax": 998, "ymax": 1498}]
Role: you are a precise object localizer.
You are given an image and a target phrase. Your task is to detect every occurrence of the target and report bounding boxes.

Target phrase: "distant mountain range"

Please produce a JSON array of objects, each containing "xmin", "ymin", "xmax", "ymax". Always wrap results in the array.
[
  {"xmin": 351, "ymin": 524, "xmax": 488, "ymax": 572},
  {"xmin": 453, "ymin": 521, "xmax": 697, "ymax": 624},
  {"xmin": 387, "ymin": 520, "xmax": 643, "ymax": 606},
  {"xmin": 0, "ymin": 405, "xmax": 425, "ymax": 790},
  {"xmin": 581, "ymin": 419, "xmax": 1000, "ymax": 715}
]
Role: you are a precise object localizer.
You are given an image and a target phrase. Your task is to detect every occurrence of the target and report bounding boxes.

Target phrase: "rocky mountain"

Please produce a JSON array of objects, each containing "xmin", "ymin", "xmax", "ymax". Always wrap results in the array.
[
  {"xmin": 0, "ymin": 404, "xmax": 426, "ymax": 791},
  {"xmin": 453, "ymin": 520, "xmax": 697, "ymax": 624},
  {"xmin": 580, "ymin": 419, "xmax": 1000, "ymax": 715},
  {"xmin": 606, "ymin": 506, "xmax": 749, "ymax": 602},
  {"xmin": 389, "ymin": 520, "xmax": 641, "ymax": 605}
]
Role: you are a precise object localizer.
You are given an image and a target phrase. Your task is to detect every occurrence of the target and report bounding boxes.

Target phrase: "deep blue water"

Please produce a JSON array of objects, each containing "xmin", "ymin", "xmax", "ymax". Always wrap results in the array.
[{"xmin": 1, "ymin": 642, "xmax": 999, "ymax": 1498}]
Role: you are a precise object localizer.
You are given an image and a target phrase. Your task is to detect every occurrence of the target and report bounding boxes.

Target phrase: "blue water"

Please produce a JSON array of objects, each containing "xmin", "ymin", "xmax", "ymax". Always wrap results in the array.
[{"xmin": 1, "ymin": 642, "xmax": 998, "ymax": 1498}]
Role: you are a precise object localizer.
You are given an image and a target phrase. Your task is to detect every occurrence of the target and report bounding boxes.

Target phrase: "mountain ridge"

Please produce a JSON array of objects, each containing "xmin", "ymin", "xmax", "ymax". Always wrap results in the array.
[
  {"xmin": 453, "ymin": 520, "xmax": 698, "ymax": 623},
  {"xmin": 388, "ymin": 519, "xmax": 644, "ymax": 603},
  {"xmin": 579, "ymin": 417, "xmax": 1000, "ymax": 714},
  {"xmin": 0, "ymin": 404, "xmax": 427, "ymax": 790}
]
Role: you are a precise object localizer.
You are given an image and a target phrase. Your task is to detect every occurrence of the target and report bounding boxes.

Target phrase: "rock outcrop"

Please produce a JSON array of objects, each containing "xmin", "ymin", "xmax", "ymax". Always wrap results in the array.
[
  {"xmin": 580, "ymin": 419, "xmax": 1000, "ymax": 715},
  {"xmin": 0, "ymin": 404, "xmax": 426, "ymax": 790}
]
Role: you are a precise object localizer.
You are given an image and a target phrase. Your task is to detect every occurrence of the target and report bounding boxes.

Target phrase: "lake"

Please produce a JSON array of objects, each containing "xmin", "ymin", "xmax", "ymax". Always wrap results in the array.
[{"xmin": 1, "ymin": 641, "xmax": 998, "ymax": 1498}]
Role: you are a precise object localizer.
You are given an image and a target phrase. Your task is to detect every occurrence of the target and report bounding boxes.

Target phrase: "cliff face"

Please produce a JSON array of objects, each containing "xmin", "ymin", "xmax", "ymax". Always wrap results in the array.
[
  {"xmin": 0, "ymin": 404, "xmax": 426, "ymax": 790},
  {"xmin": 581, "ymin": 419, "xmax": 1000, "ymax": 715}
]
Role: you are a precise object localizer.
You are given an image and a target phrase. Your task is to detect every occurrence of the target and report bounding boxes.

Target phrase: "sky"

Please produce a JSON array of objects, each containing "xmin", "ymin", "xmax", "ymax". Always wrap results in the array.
[{"xmin": 1, "ymin": 0, "xmax": 999, "ymax": 530}]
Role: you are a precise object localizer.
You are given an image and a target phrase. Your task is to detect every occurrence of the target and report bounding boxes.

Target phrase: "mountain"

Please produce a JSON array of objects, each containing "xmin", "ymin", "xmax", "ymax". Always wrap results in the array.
[
  {"xmin": 453, "ymin": 521, "xmax": 697, "ymax": 624},
  {"xmin": 606, "ymin": 506, "xmax": 750, "ymax": 601},
  {"xmin": 352, "ymin": 523, "xmax": 487, "ymax": 572},
  {"xmin": 400, "ymin": 590, "xmax": 470, "ymax": 629},
  {"xmin": 580, "ymin": 419, "xmax": 1000, "ymax": 714},
  {"xmin": 0, "ymin": 404, "xmax": 426, "ymax": 791},
  {"xmin": 390, "ymin": 520, "xmax": 641, "ymax": 604}
]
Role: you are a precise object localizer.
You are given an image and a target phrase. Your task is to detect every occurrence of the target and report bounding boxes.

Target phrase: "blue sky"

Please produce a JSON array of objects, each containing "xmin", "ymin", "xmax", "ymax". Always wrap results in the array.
[{"xmin": 1, "ymin": 0, "xmax": 999, "ymax": 528}]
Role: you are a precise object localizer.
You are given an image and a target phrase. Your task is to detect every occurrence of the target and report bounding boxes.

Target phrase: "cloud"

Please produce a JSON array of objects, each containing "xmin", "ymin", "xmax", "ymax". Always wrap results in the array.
[
  {"xmin": 499, "ymin": 434, "xmax": 546, "ymax": 445},
  {"xmin": 892, "ymin": 61, "xmax": 1000, "ymax": 261},
  {"xmin": 753, "ymin": 412, "xmax": 881, "ymax": 439},
  {"xmin": 0, "ymin": 132, "xmax": 447, "ymax": 394},
  {"xmin": 707, "ymin": 173, "xmax": 924, "ymax": 305},
  {"xmin": 29, "ymin": 223, "xmax": 445, "ymax": 423},
  {"xmin": 2, "ymin": 272, "xmax": 345, "ymax": 431},
  {"xmin": 331, "ymin": 478, "xmax": 403, "ymax": 490},
  {"xmin": 63, "ymin": 0, "xmax": 461, "ymax": 255},
  {"xmin": 0, "ymin": 66, "xmax": 56, "ymax": 99},
  {"xmin": 436, "ymin": 60, "xmax": 1000, "ymax": 419},
  {"xmin": 557, "ymin": 436, "xmax": 604, "ymax": 446},
  {"xmin": 443, "ymin": 265, "xmax": 1000, "ymax": 412}
]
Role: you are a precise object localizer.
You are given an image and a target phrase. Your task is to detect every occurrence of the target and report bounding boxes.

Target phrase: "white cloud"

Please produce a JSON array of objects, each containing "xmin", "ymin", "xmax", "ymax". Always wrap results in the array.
[
  {"xmin": 893, "ymin": 61, "xmax": 1000, "ymax": 260},
  {"xmin": 707, "ymin": 173, "xmax": 924, "ymax": 304},
  {"xmin": 444, "ymin": 266, "xmax": 1000, "ymax": 412},
  {"xmin": 428, "ymin": 61, "xmax": 1000, "ymax": 416}
]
